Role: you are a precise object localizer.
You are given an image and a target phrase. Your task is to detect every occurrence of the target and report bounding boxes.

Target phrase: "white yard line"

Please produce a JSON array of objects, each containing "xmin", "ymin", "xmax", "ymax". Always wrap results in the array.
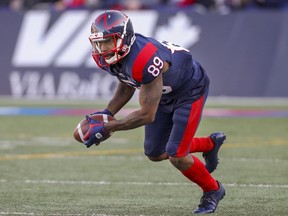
[
  {"xmin": 1, "ymin": 178, "xmax": 288, "ymax": 189},
  {"xmin": 1, "ymin": 179, "xmax": 286, "ymax": 188}
]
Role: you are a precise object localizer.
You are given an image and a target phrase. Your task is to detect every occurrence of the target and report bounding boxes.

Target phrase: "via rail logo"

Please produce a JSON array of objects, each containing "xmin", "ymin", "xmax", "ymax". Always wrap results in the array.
[{"xmin": 10, "ymin": 11, "xmax": 201, "ymax": 99}]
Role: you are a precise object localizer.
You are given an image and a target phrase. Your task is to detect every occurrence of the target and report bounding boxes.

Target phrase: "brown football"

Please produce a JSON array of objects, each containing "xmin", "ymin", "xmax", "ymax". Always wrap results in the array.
[{"xmin": 73, "ymin": 114, "xmax": 115, "ymax": 143}]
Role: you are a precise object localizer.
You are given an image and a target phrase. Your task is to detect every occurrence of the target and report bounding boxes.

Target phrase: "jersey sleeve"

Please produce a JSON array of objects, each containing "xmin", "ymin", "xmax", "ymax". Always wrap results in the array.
[{"xmin": 131, "ymin": 42, "xmax": 164, "ymax": 84}]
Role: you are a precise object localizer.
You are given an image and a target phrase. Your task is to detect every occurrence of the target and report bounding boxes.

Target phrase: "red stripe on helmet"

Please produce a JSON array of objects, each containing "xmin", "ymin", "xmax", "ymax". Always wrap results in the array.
[
  {"xmin": 132, "ymin": 42, "xmax": 158, "ymax": 82},
  {"xmin": 96, "ymin": 13, "xmax": 126, "ymax": 30}
]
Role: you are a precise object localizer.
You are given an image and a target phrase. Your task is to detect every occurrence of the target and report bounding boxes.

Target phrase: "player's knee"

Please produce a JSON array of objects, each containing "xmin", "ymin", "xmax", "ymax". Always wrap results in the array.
[
  {"xmin": 147, "ymin": 152, "xmax": 169, "ymax": 162},
  {"xmin": 147, "ymin": 156, "xmax": 162, "ymax": 162},
  {"xmin": 169, "ymin": 155, "xmax": 194, "ymax": 171}
]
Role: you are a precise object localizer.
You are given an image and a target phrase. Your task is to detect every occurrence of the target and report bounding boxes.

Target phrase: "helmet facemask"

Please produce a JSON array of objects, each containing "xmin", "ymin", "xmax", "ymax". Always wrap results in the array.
[{"xmin": 89, "ymin": 33, "xmax": 125, "ymax": 67}]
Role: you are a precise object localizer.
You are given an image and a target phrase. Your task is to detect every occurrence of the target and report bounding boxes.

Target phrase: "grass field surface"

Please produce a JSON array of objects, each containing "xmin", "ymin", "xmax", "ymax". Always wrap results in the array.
[{"xmin": 0, "ymin": 99, "xmax": 288, "ymax": 216}]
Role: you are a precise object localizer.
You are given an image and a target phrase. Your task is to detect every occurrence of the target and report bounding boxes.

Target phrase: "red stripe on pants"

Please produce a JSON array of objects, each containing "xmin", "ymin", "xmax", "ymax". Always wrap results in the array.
[{"xmin": 176, "ymin": 95, "xmax": 204, "ymax": 157}]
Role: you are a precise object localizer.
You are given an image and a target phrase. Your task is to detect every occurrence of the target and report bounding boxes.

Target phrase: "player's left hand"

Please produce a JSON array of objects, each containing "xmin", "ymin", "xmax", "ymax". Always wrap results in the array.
[{"xmin": 83, "ymin": 115, "xmax": 108, "ymax": 148}]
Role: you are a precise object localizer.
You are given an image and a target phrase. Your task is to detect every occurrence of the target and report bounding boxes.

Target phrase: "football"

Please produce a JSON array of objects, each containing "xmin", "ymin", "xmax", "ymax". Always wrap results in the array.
[{"xmin": 73, "ymin": 114, "xmax": 116, "ymax": 144}]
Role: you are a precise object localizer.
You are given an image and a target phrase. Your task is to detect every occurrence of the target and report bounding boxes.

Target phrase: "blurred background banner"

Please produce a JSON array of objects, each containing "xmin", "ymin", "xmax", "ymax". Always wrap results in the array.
[{"xmin": 0, "ymin": 9, "xmax": 288, "ymax": 99}]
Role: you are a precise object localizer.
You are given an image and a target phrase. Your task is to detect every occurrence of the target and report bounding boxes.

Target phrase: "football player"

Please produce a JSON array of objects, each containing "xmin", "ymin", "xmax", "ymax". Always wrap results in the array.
[{"xmin": 83, "ymin": 10, "xmax": 226, "ymax": 214}]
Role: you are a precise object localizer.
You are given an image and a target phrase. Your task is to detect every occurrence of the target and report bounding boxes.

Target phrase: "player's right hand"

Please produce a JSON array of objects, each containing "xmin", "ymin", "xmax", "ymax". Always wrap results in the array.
[{"xmin": 83, "ymin": 115, "xmax": 107, "ymax": 148}]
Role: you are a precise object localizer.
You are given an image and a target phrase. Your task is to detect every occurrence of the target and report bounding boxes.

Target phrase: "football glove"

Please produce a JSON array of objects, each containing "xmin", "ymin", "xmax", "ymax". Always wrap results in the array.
[
  {"xmin": 91, "ymin": 109, "xmax": 114, "ymax": 117},
  {"xmin": 83, "ymin": 115, "xmax": 108, "ymax": 148}
]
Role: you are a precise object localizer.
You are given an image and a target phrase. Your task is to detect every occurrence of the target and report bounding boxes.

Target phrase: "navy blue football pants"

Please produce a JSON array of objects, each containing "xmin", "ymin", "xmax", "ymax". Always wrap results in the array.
[{"xmin": 144, "ymin": 90, "xmax": 208, "ymax": 158}]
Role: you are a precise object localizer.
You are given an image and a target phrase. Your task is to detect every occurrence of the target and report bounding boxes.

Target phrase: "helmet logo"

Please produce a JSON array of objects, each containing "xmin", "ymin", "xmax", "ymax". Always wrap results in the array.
[{"xmin": 96, "ymin": 13, "xmax": 127, "ymax": 30}]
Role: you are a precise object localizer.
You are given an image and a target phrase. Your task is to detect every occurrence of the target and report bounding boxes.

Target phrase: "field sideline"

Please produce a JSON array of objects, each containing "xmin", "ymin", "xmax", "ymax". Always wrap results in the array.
[{"xmin": 0, "ymin": 98, "xmax": 288, "ymax": 216}]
